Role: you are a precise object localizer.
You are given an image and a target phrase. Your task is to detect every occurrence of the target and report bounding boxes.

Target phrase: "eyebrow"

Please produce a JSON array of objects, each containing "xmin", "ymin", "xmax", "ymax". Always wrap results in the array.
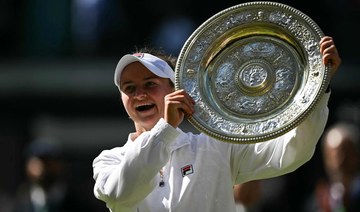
[{"xmin": 120, "ymin": 76, "xmax": 159, "ymax": 87}]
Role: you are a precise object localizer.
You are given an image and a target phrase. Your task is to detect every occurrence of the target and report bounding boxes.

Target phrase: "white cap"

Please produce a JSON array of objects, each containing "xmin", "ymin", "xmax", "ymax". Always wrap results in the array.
[{"xmin": 114, "ymin": 53, "xmax": 175, "ymax": 87}]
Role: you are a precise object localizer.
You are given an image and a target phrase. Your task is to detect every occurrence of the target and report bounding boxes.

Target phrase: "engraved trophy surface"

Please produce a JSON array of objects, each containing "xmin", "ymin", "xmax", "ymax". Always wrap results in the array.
[{"xmin": 175, "ymin": 1, "xmax": 330, "ymax": 143}]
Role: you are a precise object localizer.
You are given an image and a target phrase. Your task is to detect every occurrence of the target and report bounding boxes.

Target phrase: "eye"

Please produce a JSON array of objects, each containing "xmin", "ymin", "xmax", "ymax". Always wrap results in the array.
[
  {"xmin": 122, "ymin": 85, "xmax": 135, "ymax": 94},
  {"xmin": 145, "ymin": 81, "xmax": 157, "ymax": 88}
]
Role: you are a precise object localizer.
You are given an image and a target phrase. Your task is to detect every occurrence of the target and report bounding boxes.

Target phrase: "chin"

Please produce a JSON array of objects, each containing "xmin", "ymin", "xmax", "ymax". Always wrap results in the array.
[{"xmin": 141, "ymin": 118, "xmax": 161, "ymax": 131}]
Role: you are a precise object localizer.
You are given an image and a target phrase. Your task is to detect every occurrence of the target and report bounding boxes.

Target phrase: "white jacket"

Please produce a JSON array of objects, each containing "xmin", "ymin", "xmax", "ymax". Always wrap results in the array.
[{"xmin": 93, "ymin": 93, "xmax": 330, "ymax": 212}]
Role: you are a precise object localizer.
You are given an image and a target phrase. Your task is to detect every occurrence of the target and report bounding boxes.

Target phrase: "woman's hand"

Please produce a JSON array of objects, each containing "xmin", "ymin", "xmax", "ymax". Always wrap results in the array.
[
  {"xmin": 320, "ymin": 36, "xmax": 341, "ymax": 79},
  {"xmin": 164, "ymin": 89, "xmax": 195, "ymax": 128}
]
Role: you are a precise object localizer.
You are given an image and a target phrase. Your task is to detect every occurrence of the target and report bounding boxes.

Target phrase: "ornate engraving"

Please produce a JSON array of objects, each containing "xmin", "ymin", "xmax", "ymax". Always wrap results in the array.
[
  {"xmin": 239, "ymin": 64, "xmax": 268, "ymax": 88},
  {"xmin": 175, "ymin": 2, "xmax": 330, "ymax": 143}
]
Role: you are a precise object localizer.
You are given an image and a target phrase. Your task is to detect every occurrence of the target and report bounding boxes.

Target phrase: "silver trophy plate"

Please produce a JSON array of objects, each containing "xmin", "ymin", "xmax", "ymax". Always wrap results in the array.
[{"xmin": 175, "ymin": 1, "xmax": 330, "ymax": 143}]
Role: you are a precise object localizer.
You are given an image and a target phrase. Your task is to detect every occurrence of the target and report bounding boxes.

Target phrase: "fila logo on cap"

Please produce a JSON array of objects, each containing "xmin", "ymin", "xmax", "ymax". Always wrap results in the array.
[{"xmin": 132, "ymin": 53, "xmax": 144, "ymax": 58}]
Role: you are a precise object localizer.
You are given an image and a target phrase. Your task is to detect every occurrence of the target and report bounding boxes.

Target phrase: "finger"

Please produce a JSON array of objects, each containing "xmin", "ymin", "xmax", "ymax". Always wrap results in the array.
[
  {"xmin": 320, "ymin": 36, "xmax": 332, "ymax": 43},
  {"xmin": 321, "ymin": 44, "xmax": 337, "ymax": 55},
  {"xmin": 323, "ymin": 54, "xmax": 341, "ymax": 77},
  {"xmin": 319, "ymin": 36, "xmax": 333, "ymax": 46},
  {"xmin": 169, "ymin": 95, "xmax": 195, "ymax": 115},
  {"xmin": 174, "ymin": 89, "xmax": 195, "ymax": 102},
  {"xmin": 165, "ymin": 92, "xmax": 195, "ymax": 114},
  {"xmin": 322, "ymin": 48, "xmax": 341, "ymax": 65},
  {"xmin": 319, "ymin": 38, "xmax": 340, "ymax": 64},
  {"xmin": 171, "ymin": 89, "xmax": 195, "ymax": 109},
  {"xmin": 320, "ymin": 40, "xmax": 335, "ymax": 55},
  {"xmin": 180, "ymin": 102, "xmax": 195, "ymax": 116}
]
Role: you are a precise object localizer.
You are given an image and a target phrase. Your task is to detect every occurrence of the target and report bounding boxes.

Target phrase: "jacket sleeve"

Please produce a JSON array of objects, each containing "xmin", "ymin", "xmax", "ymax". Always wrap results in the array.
[
  {"xmin": 92, "ymin": 118, "xmax": 180, "ymax": 210},
  {"xmin": 232, "ymin": 93, "xmax": 330, "ymax": 184}
]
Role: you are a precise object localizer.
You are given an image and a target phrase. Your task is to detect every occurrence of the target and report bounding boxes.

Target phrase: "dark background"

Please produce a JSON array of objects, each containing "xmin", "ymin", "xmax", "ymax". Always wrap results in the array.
[{"xmin": 1, "ymin": 0, "xmax": 359, "ymax": 211}]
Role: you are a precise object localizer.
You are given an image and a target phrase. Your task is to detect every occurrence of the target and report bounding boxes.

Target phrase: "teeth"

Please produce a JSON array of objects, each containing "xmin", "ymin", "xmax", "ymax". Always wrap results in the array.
[
  {"xmin": 135, "ymin": 103, "xmax": 152, "ymax": 108},
  {"xmin": 135, "ymin": 103, "xmax": 154, "ymax": 111}
]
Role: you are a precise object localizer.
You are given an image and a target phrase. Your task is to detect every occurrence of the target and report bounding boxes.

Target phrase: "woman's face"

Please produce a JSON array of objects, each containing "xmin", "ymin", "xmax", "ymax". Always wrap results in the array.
[{"xmin": 119, "ymin": 62, "xmax": 174, "ymax": 132}]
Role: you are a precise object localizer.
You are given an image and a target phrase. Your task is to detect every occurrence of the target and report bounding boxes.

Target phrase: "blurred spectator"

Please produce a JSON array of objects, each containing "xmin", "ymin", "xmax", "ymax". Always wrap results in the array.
[
  {"xmin": 150, "ymin": 15, "xmax": 196, "ymax": 56},
  {"xmin": 234, "ymin": 180, "xmax": 262, "ymax": 212},
  {"xmin": 304, "ymin": 122, "xmax": 360, "ymax": 212},
  {"xmin": 13, "ymin": 137, "xmax": 69, "ymax": 212}
]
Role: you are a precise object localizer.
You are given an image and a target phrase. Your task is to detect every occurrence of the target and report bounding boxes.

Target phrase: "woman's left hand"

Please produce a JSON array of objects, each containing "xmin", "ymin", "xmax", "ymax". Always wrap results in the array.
[{"xmin": 320, "ymin": 36, "xmax": 341, "ymax": 79}]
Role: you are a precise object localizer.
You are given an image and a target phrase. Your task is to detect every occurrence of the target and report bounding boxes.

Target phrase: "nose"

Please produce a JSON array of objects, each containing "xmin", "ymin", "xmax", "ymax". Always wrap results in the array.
[{"xmin": 134, "ymin": 88, "xmax": 147, "ymax": 100}]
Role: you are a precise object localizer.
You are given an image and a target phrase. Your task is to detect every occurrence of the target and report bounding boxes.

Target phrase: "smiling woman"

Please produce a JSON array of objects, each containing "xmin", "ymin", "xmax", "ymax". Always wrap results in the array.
[
  {"xmin": 112, "ymin": 50, "xmax": 181, "ymax": 135},
  {"xmin": 119, "ymin": 61, "xmax": 176, "ymax": 133},
  {"xmin": 92, "ymin": 35, "xmax": 341, "ymax": 211}
]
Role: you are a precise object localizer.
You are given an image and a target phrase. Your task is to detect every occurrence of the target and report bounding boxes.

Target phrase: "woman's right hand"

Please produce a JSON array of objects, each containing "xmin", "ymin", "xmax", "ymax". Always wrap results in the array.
[{"xmin": 164, "ymin": 89, "xmax": 195, "ymax": 128}]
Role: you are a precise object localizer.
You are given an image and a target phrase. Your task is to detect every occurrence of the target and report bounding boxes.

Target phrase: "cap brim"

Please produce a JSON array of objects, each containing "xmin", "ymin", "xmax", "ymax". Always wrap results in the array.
[
  {"xmin": 114, "ymin": 54, "xmax": 175, "ymax": 87},
  {"xmin": 114, "ymin": 55, "xmax": 139, "ymax": 86}
]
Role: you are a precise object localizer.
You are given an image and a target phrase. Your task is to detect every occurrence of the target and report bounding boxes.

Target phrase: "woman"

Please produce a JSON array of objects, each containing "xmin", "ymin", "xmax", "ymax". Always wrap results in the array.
[{"xmin": 93, "ymin": 36, "xmax": 341, "ymax": 212}]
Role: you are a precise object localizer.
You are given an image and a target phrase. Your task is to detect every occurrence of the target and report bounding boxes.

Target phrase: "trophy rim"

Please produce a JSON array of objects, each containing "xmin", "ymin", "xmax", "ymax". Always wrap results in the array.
[{"xmin": 175, "ymin": 1, "xmax": 330, "ymax": 143}]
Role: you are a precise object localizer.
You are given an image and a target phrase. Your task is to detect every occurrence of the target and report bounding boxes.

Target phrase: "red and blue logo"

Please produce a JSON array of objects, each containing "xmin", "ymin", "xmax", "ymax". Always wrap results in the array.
[
  {"xmin": 132, "ymin": 53, "xmax": 144, "ymax": 58},
  {"xmin": 181, "ymin": 164, "xmax": 194, "ymax": 177}
]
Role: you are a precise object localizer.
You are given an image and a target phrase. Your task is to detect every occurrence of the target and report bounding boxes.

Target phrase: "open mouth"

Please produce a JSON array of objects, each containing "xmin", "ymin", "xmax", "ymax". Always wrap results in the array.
[{"xmin": 136, "ymin": 104, "xmax": 155, "ymax": 112}]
